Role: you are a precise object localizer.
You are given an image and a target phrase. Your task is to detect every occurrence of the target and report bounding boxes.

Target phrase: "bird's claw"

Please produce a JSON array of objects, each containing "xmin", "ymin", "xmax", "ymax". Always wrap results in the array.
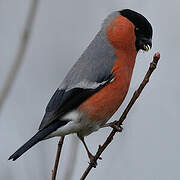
[
  {"xmin": 88, "ymin": 153, "xmax": 102, "ymax": 168},
  {"xmin": 88, "ymin": 159, "xmax": 97, "ymax": 168},
  {"xmin": 108, "ymin": 121, "xmax": 123, "ymax": 132}
]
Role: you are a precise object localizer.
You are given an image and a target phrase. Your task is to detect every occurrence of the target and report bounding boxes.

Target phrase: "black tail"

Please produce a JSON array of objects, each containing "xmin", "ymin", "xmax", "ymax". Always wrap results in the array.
[{"xmin": 9, "ymin": 120, "xmax": 68, "ymax": 161}]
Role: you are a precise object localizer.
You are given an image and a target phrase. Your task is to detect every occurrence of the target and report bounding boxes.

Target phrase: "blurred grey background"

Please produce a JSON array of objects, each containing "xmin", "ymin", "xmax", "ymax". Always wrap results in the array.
[{"xmin": 0, "ymin": 0, "xmax": 179, "ymax": 179}]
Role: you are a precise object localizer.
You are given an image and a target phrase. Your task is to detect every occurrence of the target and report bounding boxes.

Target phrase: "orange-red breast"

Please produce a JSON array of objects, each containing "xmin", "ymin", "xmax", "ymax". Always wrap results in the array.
[{"xmin": 9, "ymin": 9, "xmax": 153, "ymax": 161}]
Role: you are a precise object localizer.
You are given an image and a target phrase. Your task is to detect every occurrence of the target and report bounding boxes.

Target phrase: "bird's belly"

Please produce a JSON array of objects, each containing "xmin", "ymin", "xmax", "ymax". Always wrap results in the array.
[
  {"xmin": 47, "ymin": 110, "xmax": 101, "ymax": 138},
  {"xmin": 79, "ymin": 64, "xmax": 132, "ymax": 124}
]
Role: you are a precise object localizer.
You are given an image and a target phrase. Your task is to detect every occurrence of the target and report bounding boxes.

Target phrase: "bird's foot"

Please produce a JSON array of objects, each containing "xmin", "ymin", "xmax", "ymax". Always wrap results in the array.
[
  {"xmin": 88, "ymin": 152, "xmax": 102, "ymax": 168},
  {"xmin": 103, "ymin": 121, "xmax": 123, "ymax": 132}
]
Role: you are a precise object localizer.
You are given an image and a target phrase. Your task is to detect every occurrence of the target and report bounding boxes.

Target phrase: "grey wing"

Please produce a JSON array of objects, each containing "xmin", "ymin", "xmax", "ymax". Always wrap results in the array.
[{"xmin": 39, "ymin": 29, "xmax": 116, "ymax": 130}]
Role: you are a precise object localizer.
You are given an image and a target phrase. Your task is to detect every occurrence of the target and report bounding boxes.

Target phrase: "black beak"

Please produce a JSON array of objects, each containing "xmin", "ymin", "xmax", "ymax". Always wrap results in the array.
[{"xmin": 136, "ymin": 37, "xmax": 152, "ymax": 51}]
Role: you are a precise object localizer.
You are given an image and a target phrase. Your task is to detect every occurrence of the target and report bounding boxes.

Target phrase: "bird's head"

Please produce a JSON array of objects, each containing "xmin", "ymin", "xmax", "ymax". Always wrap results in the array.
[
  {"xmin": 120, "ymin": 9, "xmax": 153, "ymax": 52},
  {"xmin": 105, "ymin": 9, "xmax": 153, "ymax": 52}
]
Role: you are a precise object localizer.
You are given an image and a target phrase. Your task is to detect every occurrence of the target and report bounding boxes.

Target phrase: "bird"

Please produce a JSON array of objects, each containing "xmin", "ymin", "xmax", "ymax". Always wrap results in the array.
[{"xmin": 9, "ymin": 9, "xmax": 153, "ymax": 164}]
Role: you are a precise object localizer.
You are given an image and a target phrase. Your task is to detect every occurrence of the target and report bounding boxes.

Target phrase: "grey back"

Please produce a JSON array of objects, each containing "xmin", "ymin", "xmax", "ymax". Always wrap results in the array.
[{"xmin": 60, "ymin": 12, "xmax": 119, "ymax": 91}]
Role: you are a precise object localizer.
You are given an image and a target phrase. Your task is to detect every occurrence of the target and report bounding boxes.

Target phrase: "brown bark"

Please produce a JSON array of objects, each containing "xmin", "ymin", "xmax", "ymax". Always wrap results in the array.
[{"xmin": 52, "ymin": 136, "xmax": 65, "ymax": 180}]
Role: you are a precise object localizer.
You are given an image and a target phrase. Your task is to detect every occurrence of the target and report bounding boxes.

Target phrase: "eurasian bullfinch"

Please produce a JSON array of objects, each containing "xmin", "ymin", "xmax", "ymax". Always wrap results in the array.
[{"xmin": 9, "ymin": 9, "xmax": 153, "ymax": 162}]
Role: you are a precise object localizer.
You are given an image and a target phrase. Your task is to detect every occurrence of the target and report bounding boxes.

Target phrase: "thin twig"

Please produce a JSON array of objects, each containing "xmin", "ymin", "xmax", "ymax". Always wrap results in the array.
[
  {"xmin": 80, "ymin": 52, "xmax": 161, "ymax": 180},
  {"xmin": 63, "ymin": 135, "xmax": 79, "ymax": 180},
  {"xmin": 52, "ymin": 136, "xmax": 65, "ymax": 180},
  {"xmin": 0, "ymin": 0, "xmax": 39, "ymax": 113}
]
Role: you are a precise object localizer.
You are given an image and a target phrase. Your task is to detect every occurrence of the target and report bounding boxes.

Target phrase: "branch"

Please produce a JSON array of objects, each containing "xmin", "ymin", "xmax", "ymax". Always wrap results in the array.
[
  {"xmin": 0, "ymin": 0, "xmax": 39, "ymax": 113},
  {"xmin": 80, "ymin": 52, "xmax": 161, "ymax": 180},
  {"xmin": 63, "ymin": 135, "xmax": 79, "ymax": 180},
  {"xmin": 52, "ymin": 136, "xmax": 65, "ymax": 180}
]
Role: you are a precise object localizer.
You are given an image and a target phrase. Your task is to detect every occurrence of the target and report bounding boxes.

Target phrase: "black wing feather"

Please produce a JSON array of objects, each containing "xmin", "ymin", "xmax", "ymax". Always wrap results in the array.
[{"xmin": 39, "ymin": 73, "xmax": 114, "ymax": 130}]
